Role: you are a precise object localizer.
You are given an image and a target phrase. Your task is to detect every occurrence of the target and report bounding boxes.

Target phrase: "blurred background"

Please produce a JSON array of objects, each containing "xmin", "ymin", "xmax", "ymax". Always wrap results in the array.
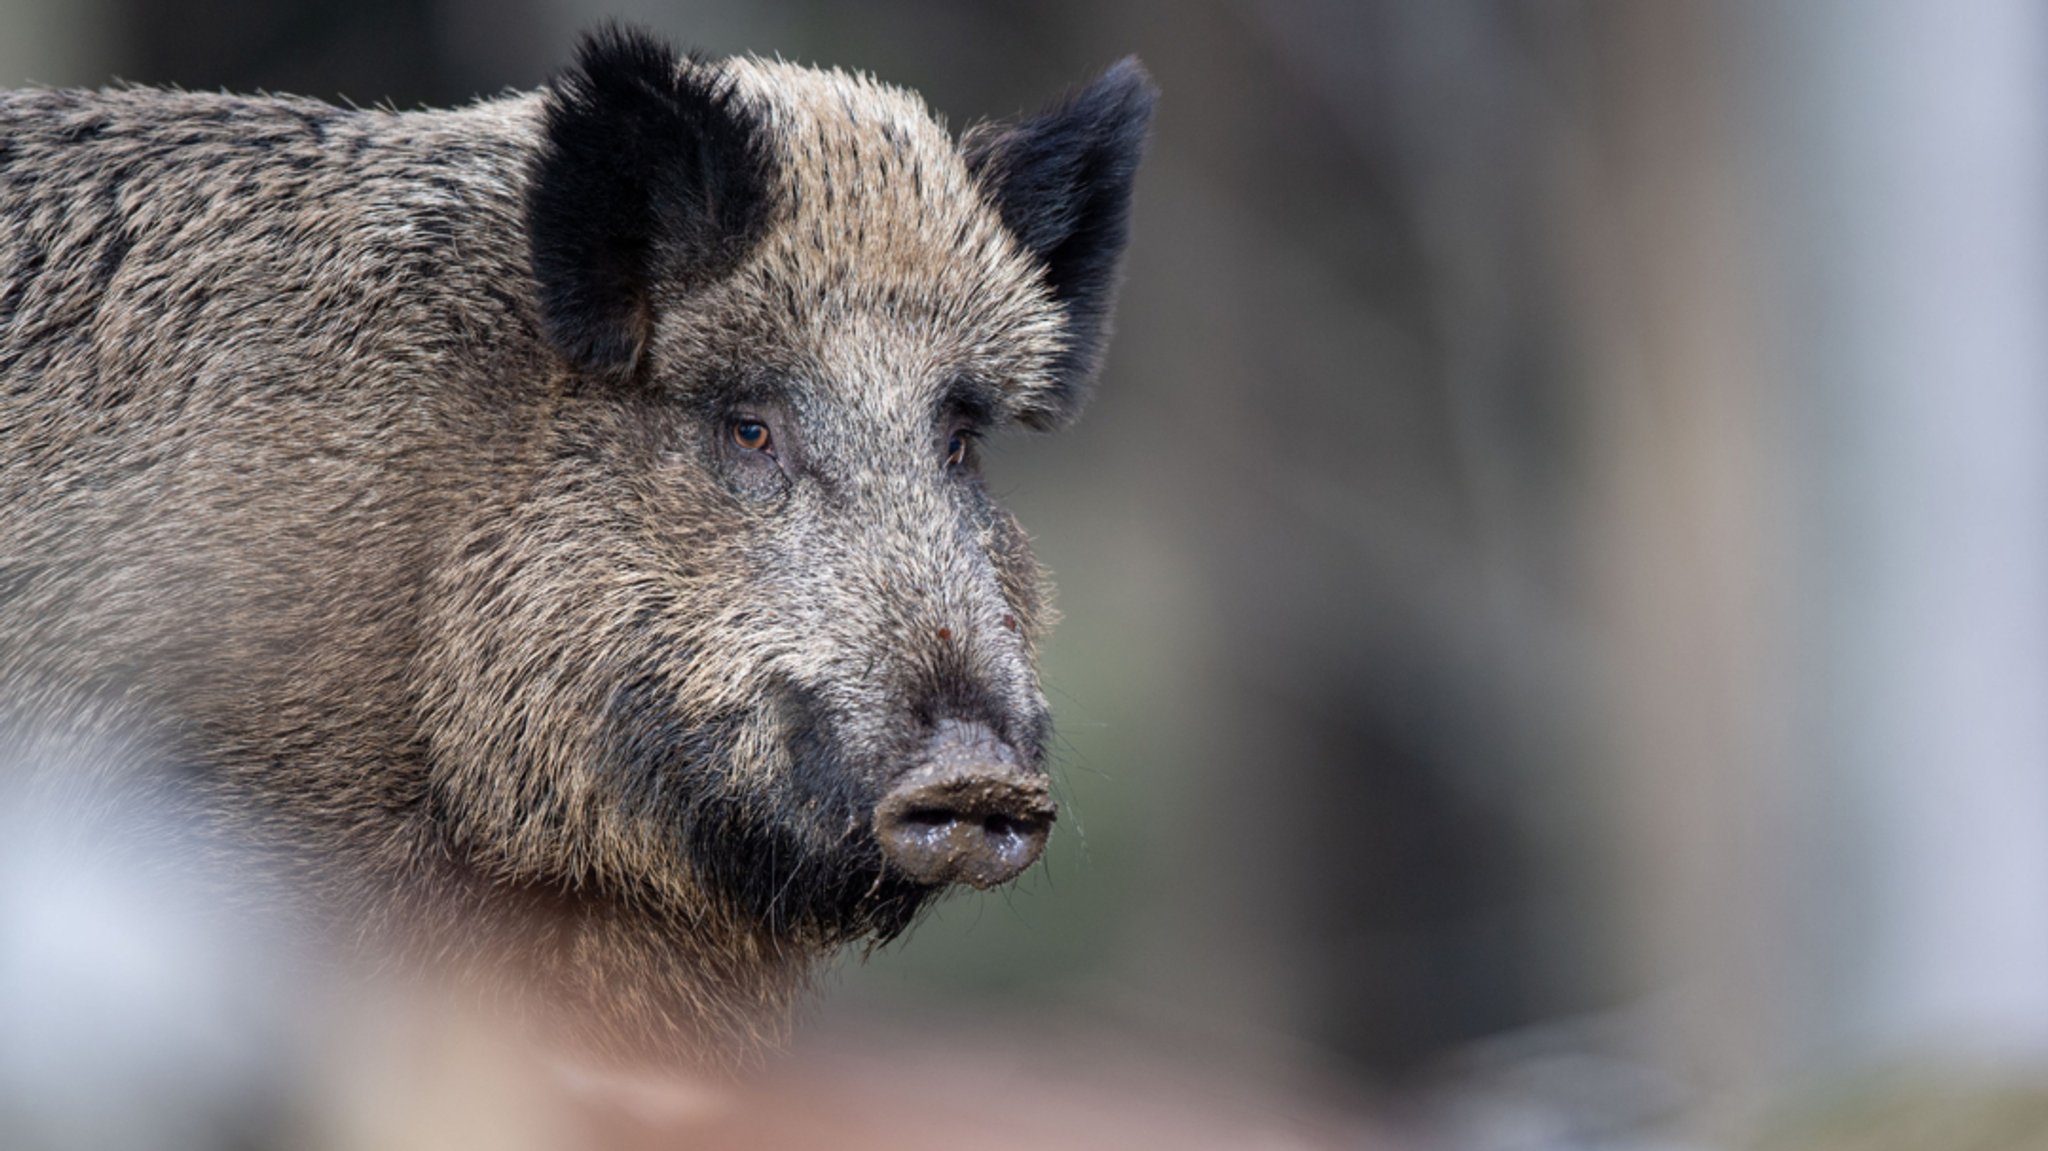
[{"xmin": 7, "ymin": 0, "xmax": 2048, "ymax": 1147}]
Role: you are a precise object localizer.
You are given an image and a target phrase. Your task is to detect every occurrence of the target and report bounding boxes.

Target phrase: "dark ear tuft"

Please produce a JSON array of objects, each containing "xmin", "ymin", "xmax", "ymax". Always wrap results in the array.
[
  {"xmin": 963, "ymin": 58, "xmax": 1157, "ymax": 424},
  {"xmin": 527, "ymin": 25, "xmax": 778, "ymax": 378}
]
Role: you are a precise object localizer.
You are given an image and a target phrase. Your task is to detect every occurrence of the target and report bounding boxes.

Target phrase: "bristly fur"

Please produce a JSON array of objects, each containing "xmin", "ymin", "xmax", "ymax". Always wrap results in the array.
[
  {"xmin": 528, "ymin": 26, "xmax": 779, "ymax": 378},
  {"xmin": 0, "ymin": 25, "xmax": 1152, "ymax": 1066},
  {"xmin": 963, "ymin": 58, "xmax": 1157, "ymax": 426}
]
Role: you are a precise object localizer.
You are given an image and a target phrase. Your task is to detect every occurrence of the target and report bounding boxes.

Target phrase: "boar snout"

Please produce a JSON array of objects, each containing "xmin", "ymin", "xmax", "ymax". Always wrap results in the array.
[{"xmin": 873, "ymin": 720, "xmax": 1054, "ymax": 890}]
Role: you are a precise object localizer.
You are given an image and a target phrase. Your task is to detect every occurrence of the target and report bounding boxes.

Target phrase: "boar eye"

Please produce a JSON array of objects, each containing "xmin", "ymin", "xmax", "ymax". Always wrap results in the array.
[
  {"xmin": 945, "ymin": 430, "xmax": 973, "ymax": 468},
  {"xmin": 731, "ymin": 420, "xmax": 773, "ymax": 454}
]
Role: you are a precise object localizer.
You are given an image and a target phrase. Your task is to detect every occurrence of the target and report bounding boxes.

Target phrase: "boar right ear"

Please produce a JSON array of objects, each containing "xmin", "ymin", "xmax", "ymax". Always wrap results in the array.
[
  {"xmin": 527, "ymin": 26, "xmax": 776, "ymax": 379},
  {"xmin": 963, "ymin": 59, "xmax": 1156, "ymax": 425}
]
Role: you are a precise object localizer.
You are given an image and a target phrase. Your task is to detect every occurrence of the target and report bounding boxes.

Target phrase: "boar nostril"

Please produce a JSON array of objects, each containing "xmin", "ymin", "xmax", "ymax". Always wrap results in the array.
[{"xmin": 873, "ymin": 722, "xmax": 1055, "ymax": 889}]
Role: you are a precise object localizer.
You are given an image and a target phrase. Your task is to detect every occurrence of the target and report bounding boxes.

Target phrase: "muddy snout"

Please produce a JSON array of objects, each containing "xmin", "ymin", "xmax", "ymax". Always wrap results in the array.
[{"xmin": 874, "ymin": 721, "xmax": 1055, "ymax": 889}]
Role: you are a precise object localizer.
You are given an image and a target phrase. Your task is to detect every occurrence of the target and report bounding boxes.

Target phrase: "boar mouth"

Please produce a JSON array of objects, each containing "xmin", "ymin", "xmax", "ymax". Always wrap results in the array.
[{"xmin": 605, "ymin": 674, "xmax": 1053, "ymax": 942}]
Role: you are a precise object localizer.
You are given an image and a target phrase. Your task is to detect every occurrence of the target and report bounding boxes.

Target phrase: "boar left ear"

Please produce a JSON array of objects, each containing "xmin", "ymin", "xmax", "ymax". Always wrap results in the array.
[
  {"xmin": 963, "ymin": 58, "xmax": 1157, "ymax": 425},
  {"xmin": 527, "ymin": 26, "xmax": 777, "ymax": 379}
]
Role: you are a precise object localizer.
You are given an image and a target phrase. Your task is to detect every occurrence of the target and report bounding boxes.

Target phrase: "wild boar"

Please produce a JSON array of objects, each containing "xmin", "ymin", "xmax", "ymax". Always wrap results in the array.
[{"xmin": 0, "ymin": 26, "xmax": 1153, "ymax": 1060}]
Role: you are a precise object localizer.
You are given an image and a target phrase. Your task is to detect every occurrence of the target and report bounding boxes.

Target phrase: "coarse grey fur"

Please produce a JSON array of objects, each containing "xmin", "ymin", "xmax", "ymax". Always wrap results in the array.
[{"xmin": 0, "ymin": 29, "xmax": 1153, "ymax": 1063}]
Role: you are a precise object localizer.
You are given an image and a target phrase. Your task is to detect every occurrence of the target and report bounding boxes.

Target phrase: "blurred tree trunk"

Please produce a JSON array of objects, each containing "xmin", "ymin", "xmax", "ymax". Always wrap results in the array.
[
  {"xmin": 1756, "ymin": 0, "xmax": 2048, "ymax": 1067},
  {"xmin": 1566, "ymin": 0, "xmax": 1795, "ymax": 1132},
  {"xmin": 1575, "ymin": 0, "xmax": 2048, "ymax": 1137}
]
